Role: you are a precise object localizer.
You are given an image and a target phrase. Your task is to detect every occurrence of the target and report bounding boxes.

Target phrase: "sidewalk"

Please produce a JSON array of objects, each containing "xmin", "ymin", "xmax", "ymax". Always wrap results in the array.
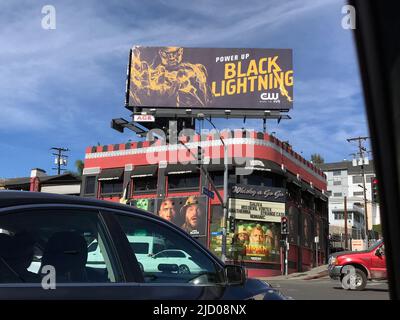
[{"xmin": 257, "ymin": 264, "xmax": 329, "ymax": 281}]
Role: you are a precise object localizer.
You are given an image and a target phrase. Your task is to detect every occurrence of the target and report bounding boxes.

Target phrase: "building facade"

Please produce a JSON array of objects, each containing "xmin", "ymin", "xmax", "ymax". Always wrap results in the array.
[
  {"xmin": 82, "ymin": 130, "xmax": 328, "ymax": 277},
  {"xmin": 320, "ymin": 160, "xmax": 381, "ymax": 249}
]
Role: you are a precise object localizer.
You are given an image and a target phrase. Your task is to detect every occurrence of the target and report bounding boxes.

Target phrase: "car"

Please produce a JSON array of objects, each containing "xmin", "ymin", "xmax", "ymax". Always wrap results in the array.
[
  {"xmin": 0, "ymin": 191, "xmax": 290, "ymax": 300},
  {"xmin": 143, "ymin": 249, "xmax": 205, "ymax": 274},
  {"xmin": 328, "ymin": 239, "xmax": 386, "ymax": 291}
]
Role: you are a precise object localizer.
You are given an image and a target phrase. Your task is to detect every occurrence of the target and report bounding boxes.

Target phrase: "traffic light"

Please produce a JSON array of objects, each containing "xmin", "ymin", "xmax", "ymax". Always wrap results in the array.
[
  {"xmin": 281, "ymin": 216, "xmax": 289, "ymax": 235},
  {"xmin": 229, "ymin": 216, "xmax": 236, "ymax": 233},
  {"xmin": 197, "ymin": 146, "xmax": 203, "ymax": 167},
  {"xmin": 371, "ymin": 177, "xmax": 379, "ymax": 203}
]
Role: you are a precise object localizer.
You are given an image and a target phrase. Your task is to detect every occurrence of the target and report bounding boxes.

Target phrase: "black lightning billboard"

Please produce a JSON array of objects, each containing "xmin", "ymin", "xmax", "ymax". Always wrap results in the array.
[{"xmin": 127, "ymin": 46, "xmax": 293, "ymax": 110}]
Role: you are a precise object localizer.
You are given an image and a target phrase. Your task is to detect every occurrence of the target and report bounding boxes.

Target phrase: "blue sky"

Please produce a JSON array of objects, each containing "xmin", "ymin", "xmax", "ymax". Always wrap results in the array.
[{"xmin": 0, "ymin": 0, "xmax": 370, "ymax": 178}]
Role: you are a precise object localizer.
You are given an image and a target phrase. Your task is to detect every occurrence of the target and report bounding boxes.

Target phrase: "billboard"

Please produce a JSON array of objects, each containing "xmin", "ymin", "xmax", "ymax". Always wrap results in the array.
[
  {"xmin": 155, "ymin": 196, "xmax": 208, "ymax": 237},
  {"xmin": 228, "ymin": 220, "xmax": 281, "ymax": 263},
  {"xmin": 127, "ymin": 46, "xmax": 293, "ymax": 110}
]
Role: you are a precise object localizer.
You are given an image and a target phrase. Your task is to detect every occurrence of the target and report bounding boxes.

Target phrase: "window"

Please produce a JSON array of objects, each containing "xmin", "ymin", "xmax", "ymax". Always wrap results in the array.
[
  {"xmin": 242, "ymin": 173, "xmax": 273, "ymax": 187},
  {"xmin": 333, "ymin": 180, "xmax": 341, "ymax": 185},
  {"xmin": 333, "ymin": 171, "xmax": 342, "ymax": 176},
  {"xmin": 116, "ymin": 214, "xmax": 223, "ymax": 284},
  {"xmin": 334, "ymin": 213, "xmax": 344, "ymax": 220},
  {"xmin": 333, "ymin": 192, "xmax": 342, "ymax": 197},
  {"xmin": 353, "ymin": 191, "xmax": 364, "ymax": 196},
  {"xmin": 84, "ymin": 176, "xmax": 96, "ymax": 195},
  {"xmin": 168, "ymin": 174, "xmax": 199, "ymax": 190},
  {"xmin": 133, "ymin": 176, "xmax": 157, "ymax": 192},
  {"xmin": 0, "ymin": 209, "xmax": 120, "ymax": 284},
  {"xmin": 352, "ymin": 176, "xmax": 363, "ymax": 184},
  {"xmin": 366, "ymin": 174, "xmax": 375, "ymax": 181},
  {"xmin": 100, "ymin": 180, "xmax": 123, "ymax": 195}
]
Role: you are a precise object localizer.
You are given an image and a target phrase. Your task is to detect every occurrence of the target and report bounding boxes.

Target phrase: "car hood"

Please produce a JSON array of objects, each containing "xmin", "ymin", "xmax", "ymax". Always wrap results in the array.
[
  {"xmin": 330, "ymin": 249, "xmax": 371, "ymax": 258},
  {"xmin": 221, "ymin": 278, "xmax": 293, "ymax": 300}
]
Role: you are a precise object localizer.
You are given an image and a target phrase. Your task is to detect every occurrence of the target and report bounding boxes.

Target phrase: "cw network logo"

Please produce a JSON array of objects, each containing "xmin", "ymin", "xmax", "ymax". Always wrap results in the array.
[{"xmin": 260, "ymin": 92, "xmax": 280, "ymax": 103}]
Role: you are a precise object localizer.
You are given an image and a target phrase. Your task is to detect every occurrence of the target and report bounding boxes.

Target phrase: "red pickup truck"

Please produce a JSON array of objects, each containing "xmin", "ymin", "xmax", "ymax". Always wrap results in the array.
[{"xmin": 328, "ymin": 240, "xmax": 386, "ymax": 290}]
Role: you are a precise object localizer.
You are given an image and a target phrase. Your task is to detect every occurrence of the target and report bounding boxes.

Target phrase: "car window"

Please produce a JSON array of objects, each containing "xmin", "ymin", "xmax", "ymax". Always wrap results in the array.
[
  {"xmin": 116, "ymin": 214, "xmax": 224, "ymax": 284},
  {"xmin": 0, "ymin": 209, "xmax": 121, "ymax": 284}
]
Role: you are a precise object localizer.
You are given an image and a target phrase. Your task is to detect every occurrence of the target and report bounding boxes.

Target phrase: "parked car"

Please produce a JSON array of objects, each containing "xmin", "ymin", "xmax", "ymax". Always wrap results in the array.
[
  {"xmin": 0, "ymin": 191, "xmax": 289, "ymax": 300},
  {"xmin": 328, "ymin": 240, "xmax": 386, "ymax": 290},
  {"xmin": 143, "ymin": 249, "xmax": 204, "ymax": 274}
]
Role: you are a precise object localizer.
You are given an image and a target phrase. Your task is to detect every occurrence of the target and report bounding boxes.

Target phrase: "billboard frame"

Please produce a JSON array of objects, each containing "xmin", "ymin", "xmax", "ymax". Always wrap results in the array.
[{"xmin": 124, "ymin": 47, "xmax": 293, "ymax": 117}]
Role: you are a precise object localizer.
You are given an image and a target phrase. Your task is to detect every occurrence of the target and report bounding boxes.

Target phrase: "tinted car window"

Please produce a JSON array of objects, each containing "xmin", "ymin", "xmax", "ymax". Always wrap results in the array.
[
  {"xmin": 116, "ymin": 214, "xmax": 224, "ymax": 284},
  {"xmin": 0, "ymin": 209, "xmax": 120, "ymax": 284}
]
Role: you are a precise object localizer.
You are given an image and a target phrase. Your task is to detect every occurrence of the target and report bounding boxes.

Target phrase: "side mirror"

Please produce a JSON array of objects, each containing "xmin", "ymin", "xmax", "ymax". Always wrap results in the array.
[
  {"xmin": 375, "ymin": 248, "xmax": 382, "ymax": 256},
  {"xmin": 224, "ymin": 265, "xmax": 246, "ymax": 285}
]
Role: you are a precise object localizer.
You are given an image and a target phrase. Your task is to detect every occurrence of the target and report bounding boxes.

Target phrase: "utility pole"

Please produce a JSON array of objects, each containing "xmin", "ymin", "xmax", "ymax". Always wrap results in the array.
[
  {"xmin": 347, "ymin": 136, "xmax": 370, "ymax": 246},
  {"xmin": 344, "ymin": 196, "xmax": 348, "ymax": 250},
  {"xmin": 51, "ymin": 147, "xmax": 69, "ymax": 175},
  {"xmin": 197, "ymin": 113, "xmax": 229, "ymax": 263}
]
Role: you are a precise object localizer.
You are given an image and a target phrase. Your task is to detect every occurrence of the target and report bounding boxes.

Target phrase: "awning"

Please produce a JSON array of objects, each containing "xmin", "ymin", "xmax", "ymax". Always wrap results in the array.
[
  {"xmin": 203, "ymin": 163, "xmax": 231, "ymax": 172},
  {"xmin": 235, "ymin": 159, "xmax": 285, "ymax": 175},
  {"xmin": 165, "ymin": 164, "xmax": 199, "ymax": 175},
  {"xmin": 286, "ymin": 171, "xmax": 302, "ymax": 187},
  {"xmin": 98, "ymin": 168, "xmax": 124, "ymax": 181},
  {"xmin": 131, "ymin": 165, "xmax": 158, "ymax": 178}
]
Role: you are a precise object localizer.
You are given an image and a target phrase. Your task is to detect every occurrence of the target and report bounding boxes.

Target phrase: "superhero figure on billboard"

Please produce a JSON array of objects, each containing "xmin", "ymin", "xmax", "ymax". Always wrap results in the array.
[{"xmin": 130, "ymin": 47, "xmax": 212, "ymax": 107}]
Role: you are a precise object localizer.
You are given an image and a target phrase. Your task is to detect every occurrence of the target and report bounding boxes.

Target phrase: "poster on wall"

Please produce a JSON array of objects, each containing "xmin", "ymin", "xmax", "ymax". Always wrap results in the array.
[
  {"xmin": 129, "ymin": 198, "xmax": 156, "ymax": 212},
  {"xmin": 227, "ymin": 220, "xmax": 280, "ymax": 263},
  {"xmin": 155, "ymin": 196, "xmax": 208, "ymax": 237},
  {"xmin": 301, "ymin": 212, "xmax": 313, "ymax": 248},
  {"xmin": 209, "ymin": 205, "xmax": 224, "ymax": 257},
  {"xmin": 127, "ymin": 46, "xmax": 293, "ymax": 110},
  {"xmin": 287, "ymin": 205, "xmax": 299, "ymax": 245}
]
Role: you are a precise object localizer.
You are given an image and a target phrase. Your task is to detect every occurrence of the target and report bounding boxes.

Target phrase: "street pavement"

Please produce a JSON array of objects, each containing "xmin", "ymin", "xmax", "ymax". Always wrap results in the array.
[{"xmin": 265, "ymin": 277, "xmax": 389, "ymax": 300}]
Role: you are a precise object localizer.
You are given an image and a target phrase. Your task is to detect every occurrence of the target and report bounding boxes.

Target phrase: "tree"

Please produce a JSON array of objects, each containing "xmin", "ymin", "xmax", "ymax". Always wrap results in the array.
[
  {"xmin": 75, "ymin": 160, "xmax": 84, "ymax": 176},
  {"xmin": 310, "ymin": 153, "xmax": 325, "ymax": 165}
]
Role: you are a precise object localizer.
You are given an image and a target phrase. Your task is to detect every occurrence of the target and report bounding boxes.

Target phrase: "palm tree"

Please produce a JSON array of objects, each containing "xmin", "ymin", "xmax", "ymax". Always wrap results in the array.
[
  {"xmin": 75, "ymin": 160, "xmax": 84, "ymax": 176},
  {"xmin": 310, "ymin": 153, "xmax": 325, "ymax": 166}
]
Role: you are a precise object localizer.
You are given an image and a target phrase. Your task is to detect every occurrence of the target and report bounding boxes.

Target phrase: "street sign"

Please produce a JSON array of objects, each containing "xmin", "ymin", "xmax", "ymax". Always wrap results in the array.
[
  {"xmin": 202, "ymin": 186, "xmax": 215, "ymax": 199},
  {"xmin": 133, "ymin": 114, "xmax": 155, "ymax": 122},
  {"xmin": 211, "ymin": 231, "xmax": 223, "ymax": 236}
]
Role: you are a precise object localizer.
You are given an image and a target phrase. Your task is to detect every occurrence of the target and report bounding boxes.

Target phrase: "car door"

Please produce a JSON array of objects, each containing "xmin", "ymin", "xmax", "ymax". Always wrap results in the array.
[
  {"xmin": 371, "ymin": 244, "xmax": 387, "ymax": 279},
  {"xmin": 0, "ymin": 204, "xmax": 144, "ymax": 300},
  {"xmin": 102, "ymin": 209, "xmax": 230, "ymax": 300}
]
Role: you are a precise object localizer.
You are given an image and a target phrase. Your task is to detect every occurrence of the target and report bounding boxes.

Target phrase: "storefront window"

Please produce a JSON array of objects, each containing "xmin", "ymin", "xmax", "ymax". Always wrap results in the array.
[
  {"xmin": 100, "ymin": 180, "xmax": 123, "ymax": 195},
  {"xmin": 84, "ymin": 176, "xmax": 96, "ymax": 195},
  {"xmin": 167, "ymin": 174, "xmax": 199, "ymax": 190},
  {"xmin": 133, "ymin": 177, "xmax": 157, "ymax": 193}
]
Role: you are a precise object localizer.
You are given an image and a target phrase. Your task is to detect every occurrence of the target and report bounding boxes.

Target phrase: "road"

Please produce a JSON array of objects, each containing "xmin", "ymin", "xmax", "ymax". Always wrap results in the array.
[{"xmin": 266, "ymin": 277, "xmax": 389, "ymax": 300}]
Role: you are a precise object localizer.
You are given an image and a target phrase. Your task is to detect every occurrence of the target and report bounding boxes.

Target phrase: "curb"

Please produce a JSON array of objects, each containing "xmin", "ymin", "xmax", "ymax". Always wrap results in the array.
[{"xmin": 303, "ymin": 270, "xmax": 328, "ymax": 280}]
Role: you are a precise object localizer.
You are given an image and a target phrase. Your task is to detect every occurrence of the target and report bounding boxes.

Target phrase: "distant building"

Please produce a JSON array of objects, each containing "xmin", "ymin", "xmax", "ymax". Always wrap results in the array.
[
  {"xmin": 1, "ymin": 168, "xmax": 81, "ymax": 195},
  {"xmin": 319, "ymin": 160, "xmax": 381, "ymax": 247}
]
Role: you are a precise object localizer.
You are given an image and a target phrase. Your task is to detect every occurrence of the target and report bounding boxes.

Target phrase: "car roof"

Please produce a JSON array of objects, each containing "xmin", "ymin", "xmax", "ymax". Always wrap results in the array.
[{"xmin": 0, "ymin": 190, "xmax": 150, "ymax": 216}]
